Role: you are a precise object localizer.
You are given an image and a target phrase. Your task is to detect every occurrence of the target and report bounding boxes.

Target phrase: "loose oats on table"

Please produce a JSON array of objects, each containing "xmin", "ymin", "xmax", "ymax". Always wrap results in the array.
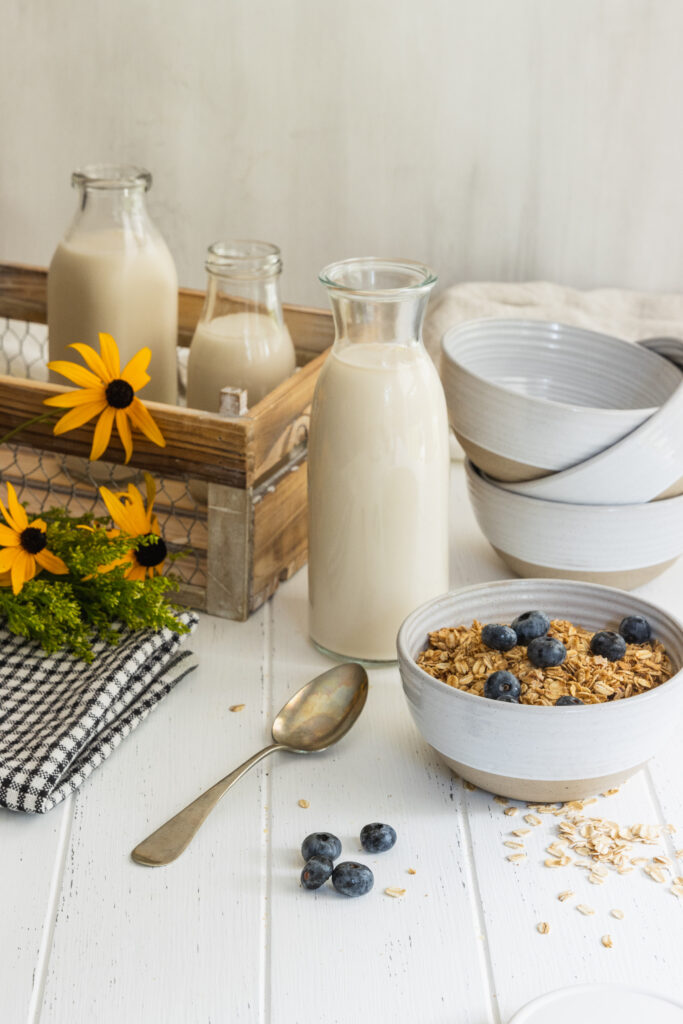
[{"xmin": 416, "ymin": 619, "xmax": 673, "ymax": 705}]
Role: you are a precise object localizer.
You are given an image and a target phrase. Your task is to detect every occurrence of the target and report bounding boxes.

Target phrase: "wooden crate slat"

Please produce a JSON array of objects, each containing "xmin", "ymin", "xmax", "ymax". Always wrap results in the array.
[{"xmin": 251, "ymin": 461, "xmax": 308, "ymax": 612}]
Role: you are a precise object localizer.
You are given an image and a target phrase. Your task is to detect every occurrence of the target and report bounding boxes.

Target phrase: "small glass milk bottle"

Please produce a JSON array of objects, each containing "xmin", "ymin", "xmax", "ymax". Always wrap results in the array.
[
  {"xmin": 308, "ymin": 258, "xmax": 450, "ymax": 663},
  {"xmin": 186, "ymin": 241, "xmax": 296, "ymax": 412},
  {"xmin": 48, "ymin": 164, "xmax": 178, "ymax": 405}
]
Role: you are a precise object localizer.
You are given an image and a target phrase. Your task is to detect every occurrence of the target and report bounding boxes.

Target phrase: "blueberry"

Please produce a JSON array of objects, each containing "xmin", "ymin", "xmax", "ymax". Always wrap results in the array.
[
  {"xmin": 484, "ymin": 670, "xmax": 521, "ymax": 701},
  {"xmin": 331, "ymin": 861, "xmax": 374, "ymax": 897},
  {"xmin": 300, "ymin": 855, "xmax": 333, "ymax": 890},
  {"xmin": 527, "ymin": 636, "xmax": 567, "ymax": 669},
  {"xmin": 301, "ymin": 832, "xmax": 342, "ymax": 862},
  {"xmin": 619, "ymin": 615, "xmax": 652, "ymax": 645},
  {"xmin": 511, "ymin": 611, "xmax": 550, "ymax": 645},
  {"xmin": 360, "ymin": 823, "xmax": 397, "ymax": 853},
  {"xmin": 590, "ymin": 630, "xmax": 627, "ymax": 662},
  {"xmin": 481, "ymin": 624, "xmax": 518, "ymax": 652},
  {"xmin": 555, "ymin": 695, "xmax": 584, "ymax": 706}
]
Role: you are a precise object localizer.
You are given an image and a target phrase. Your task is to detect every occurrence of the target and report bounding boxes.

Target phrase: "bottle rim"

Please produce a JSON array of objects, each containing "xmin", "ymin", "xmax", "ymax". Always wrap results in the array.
[
  {"xmin": 71, "ymin": 164, "xmax": 152, "ymax": 191},
  {"xmin": 206, "ymin": 240, "xmax": 282, "ymax": 278},
  {"xmin": 319, "ymin": 257, "xmax": 437, "ymax": 297}
]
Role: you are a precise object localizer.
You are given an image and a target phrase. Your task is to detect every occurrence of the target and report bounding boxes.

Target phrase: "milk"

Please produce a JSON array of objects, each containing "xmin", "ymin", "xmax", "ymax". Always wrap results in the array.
[
  {"xmin": 187, "ymin": 312, "xmax": 295, "ymax": 411},
  {"xmin": 308, "ymin": 341, "xmax": 450, "ymax": 661},
  {"xmin": 48, "ymin": 229, "xmax": 178, "ymax": 405}
]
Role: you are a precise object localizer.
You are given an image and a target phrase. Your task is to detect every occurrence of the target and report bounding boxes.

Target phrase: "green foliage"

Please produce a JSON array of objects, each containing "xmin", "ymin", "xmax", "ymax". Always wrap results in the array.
[{"xmin": 0, "ymin": 507, "xmax": 189, "ymax": 661}]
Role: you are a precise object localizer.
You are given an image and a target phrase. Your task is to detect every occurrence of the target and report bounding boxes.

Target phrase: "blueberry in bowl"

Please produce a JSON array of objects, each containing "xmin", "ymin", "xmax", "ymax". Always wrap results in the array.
[
  {"xmin": 512, "ymin": 611, "xmax": 550, "ymax": 646},
  {"xmin": 481, "ymin": 624, "xmax": 518, "ymax": 652},
  {"xmin": 484, "ymin": 670, "xmax": 521, "ymax": 702},
  {"xmin": 528, "ymin": 636, "xmax": 567, "ymax": 669},
  {"xmin": 590, "ymin": 631, "xmax": 627, "ymax": 662},
  {"xmin": 619, "ymin": 615, "xmax": 652, "ymax": 645}
]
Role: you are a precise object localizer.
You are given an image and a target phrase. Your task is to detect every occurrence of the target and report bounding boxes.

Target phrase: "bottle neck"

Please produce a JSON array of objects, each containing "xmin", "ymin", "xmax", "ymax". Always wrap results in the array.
[
  {"xmin": 67, "ymin": 184, "xmax": 153, "ymax": 242},
  {"xmin": 202, "ymin": 270, "xmax": 284, "ymax": 324},
  {"xmin": 327, "ymin": 291, "xmax": 431, "ymax": 350}
]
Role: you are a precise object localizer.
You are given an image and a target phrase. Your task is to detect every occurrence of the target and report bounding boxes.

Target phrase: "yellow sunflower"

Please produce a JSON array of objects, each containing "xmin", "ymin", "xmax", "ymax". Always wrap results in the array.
[
  {"xmin": 44, "ymin": 332, "xmax": 166, "ymax": 463},
  {"xmin": 0, "ymin": 483, "xmax": 69, "ymax": 594},
  {"xmin": 97, "ymin": 474, "xmax": 168, "ymax": 581}
]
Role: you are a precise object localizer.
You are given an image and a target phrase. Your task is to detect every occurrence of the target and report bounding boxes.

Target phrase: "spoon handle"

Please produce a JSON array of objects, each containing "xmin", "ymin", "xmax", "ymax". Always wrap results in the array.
[{"xmin": 131, "ymin": 743, "xmax": 286, "ymax": 867}]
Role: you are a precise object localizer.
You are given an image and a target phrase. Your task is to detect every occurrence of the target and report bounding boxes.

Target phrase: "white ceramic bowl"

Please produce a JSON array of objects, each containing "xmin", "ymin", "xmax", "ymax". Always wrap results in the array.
[
  {"xmin": 466, "ymin": 461, "xmax": 683, "ymax": 588},
  {"xmin": 397, "ymin": 579, "xmax": 683, "ymax": 801},
  {"xmin": 495, "ymin": 375, "xmax": 683, "ymax": 504},
  {"xmin": 441, "ymin": 319, "xmax": 682, "ymax": 482}
]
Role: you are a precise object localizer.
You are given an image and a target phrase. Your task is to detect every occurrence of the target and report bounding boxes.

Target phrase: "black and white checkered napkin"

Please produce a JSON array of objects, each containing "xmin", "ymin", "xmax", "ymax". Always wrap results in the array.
[{"xmin": 0, "ymin": 612, "xmax": 198, "ymax": 813}]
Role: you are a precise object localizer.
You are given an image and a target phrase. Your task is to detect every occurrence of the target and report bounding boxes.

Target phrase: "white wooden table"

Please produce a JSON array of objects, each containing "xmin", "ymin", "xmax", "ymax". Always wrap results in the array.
[{"xmin": 4, "ymin": 463, "xmax": 683, "ymax": 1024}]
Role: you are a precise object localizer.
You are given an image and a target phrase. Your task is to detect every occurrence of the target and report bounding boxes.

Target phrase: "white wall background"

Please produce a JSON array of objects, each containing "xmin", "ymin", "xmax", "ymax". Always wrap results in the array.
[{"xmin": 2, "ymin": 0, "xmax": 683, "ymax": 307}]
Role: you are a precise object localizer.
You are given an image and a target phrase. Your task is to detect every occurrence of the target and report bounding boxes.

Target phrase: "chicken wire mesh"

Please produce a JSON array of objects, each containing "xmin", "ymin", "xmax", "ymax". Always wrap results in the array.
[{"xmin": 0, "ymin": 318, "xmax": 207, "ymax": 599}]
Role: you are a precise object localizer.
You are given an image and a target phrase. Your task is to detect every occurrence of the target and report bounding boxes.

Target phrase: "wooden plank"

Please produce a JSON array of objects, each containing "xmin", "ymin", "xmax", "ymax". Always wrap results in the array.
[
  {"xmin": 0, "ymin": 376, "xmax": 253, "ymax": 487},
  {"xmin": 38, "ymin": 612, "xmax": 271, "ymax": 1023},
  {"xmin": 251, "ymin": 460, "xmax": 308, "ymax": 611},
  {"xmin": 249, "ymin": 348, "xmax": 328, "ymax": 484},
  {"xmin": 0, "ymin": 262, "xmax": 334, "ymax": 355},
  {"xmin": 205, "ymin": 481, "xmax": 252, "ymax": 620}
]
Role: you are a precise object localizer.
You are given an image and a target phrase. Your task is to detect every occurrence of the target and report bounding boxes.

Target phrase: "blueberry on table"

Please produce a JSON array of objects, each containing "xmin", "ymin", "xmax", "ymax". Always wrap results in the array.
[
  {"xmin": 590, "ymin": 631, "xmax": 627, "ymax": 662},
  {"xmin": 331, "ymin": 861, "xmax": 374, "ymax": 897},
  {"xmin": 301, "ymin": 832, "xmax": 342, "ymax": 862},
  {"xmin": 360, "ymin": 822, "xmax": 397, "ymax": 853},
  {"xmin": 555, "ymin": 695, "xmax": 584, "ymax": 706},
  {"xmin": 481, "ymin": 624, "xmax": 518, "ymax": 652},
  {"xmin": 511, "ymin": 611, "xmax": 551, "ymax": 645},
  {"xmin": 619, "ymin": 615, "xmax": 652, "ymax": 645},
  {"xmin": 527, "ymin": 636, "xmax": 567, "ymax": 669},
  {"xmin": 301, "ymin": 856, "xmax": 334, "ymax": 890},
  {"xmin": 484, "ymin": 670, "xmax": 521, "ymax": 701}
]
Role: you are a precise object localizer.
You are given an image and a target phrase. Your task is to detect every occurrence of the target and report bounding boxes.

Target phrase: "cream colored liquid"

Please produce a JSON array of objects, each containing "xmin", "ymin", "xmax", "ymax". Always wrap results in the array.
[
  {"xmin": 47, "ymin": 229, "xmax": 178, "ymax": 404},
  {"xmin": 308, "ymin": 342, "xmax": 450, "ymax": 661},
  {"xmin": 187, "ymin": 313, "xmax": 296, "ymax": 411}
]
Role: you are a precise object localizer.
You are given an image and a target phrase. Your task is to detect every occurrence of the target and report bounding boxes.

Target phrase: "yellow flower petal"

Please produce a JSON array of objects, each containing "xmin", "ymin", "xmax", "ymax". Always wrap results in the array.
[
  {"xmin": 11, "ymin": 549, "xmax": 31, "ymax": 594},
  {"xmin": 96, "ymin": 553, "xmax": 134, "ymax": 575},
  {"xmin": 123, "ymin": 484, "xmax": 149, "ymax": 529},
  {"xmin": 35, "ymin": 549, "xmax": 69, "ymax": 575},
  {"xmin": 6, "ymin": 483, "xmax": 28, "ymax": 531},
  {"xmin": 89, "ymin": 407, "xmax": 116, "ymax": 461},
  {"xmin": 121, "ymin": 348, "xmax": 152, "ymax": 392},
  {"xmin": 46, "ymin": 360, "xmax": 103, "ymax": 390},
  {"xmin": 0, "ymin": 497, "xmax": 19, "ymax": 534},
  {"xmin": 0, "ymin": 547, "xmax": 20, "ymax": 573},
  {"xmin": 128, "ymin": 398, "xmax": 166, "ymax": 449},
  {"xmin": 115, "ymin": 409, "xmax": 133, "ymax": 464},
  {"xmin": 125, "ymin": 564, "xmax": 147, "ymax": 582},
  {"xmin": 44, "ymin": 387, "xmax": 106, "ymax": 409},
  {"xmin": 0, "ymin": 524, "xmax": 20, "ymax": 546},
  {"xmin": 29, "ymin": 518, "xmax": 46, "ymax": 531},
  {"xmin": 68, "ymin": 343, "xmax": 110, "ymax": 383},
  {"xmin": 53, "ymin": 401, "xmax": 107, "ymax": 435},
  {"xmin": 98, "ymin": 333, "xmax": 121, "ymax": 378},
  {"xmin": 99, "ymin": 486, "xmax": 143, "ymax": 537}
]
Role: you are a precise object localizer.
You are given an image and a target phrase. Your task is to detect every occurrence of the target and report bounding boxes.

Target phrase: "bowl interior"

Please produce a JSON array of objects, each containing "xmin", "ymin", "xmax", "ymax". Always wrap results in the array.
[{"xmin": 443, "ymin": 319, "xmax": 681, "ymax": 411}]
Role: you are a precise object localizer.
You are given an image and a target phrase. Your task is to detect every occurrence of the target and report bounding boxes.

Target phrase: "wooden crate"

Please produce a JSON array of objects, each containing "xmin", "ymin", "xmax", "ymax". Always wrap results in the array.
[{"xmin": 0, "ymin": 262, "xmax": 334, "ymax": 619}]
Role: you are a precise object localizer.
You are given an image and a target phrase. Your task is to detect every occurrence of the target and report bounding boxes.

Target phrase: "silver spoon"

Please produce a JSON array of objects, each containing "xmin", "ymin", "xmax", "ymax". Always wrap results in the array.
[{"xmin": 131, "ymin": 662, "xmax": 369, "ymax": 867}]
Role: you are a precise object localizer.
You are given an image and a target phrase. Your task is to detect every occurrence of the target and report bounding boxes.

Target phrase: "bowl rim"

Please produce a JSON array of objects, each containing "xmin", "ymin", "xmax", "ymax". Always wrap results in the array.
[
  {"xmin": 396, "ymin": 578, "xmax": 683, "ymax": 713},
  {"xmin": 467, "ymin": 459, "xmax": 683, "ymax": 515},
  {"xmin": 441, "ymin": 318, "xmax": 680, "ymax": 416}
]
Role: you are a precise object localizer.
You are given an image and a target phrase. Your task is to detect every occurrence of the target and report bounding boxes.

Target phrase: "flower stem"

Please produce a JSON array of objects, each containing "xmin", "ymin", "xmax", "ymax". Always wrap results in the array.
[{"xmin": 0, "ymin": 411, "xmax": 57, "ymax": 446}]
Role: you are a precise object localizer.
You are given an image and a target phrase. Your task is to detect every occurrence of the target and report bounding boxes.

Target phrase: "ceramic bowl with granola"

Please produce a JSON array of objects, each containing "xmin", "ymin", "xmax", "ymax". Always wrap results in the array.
[{"xmin": 397, "ymin": 579, "xmax": 683, "ymax": 802}]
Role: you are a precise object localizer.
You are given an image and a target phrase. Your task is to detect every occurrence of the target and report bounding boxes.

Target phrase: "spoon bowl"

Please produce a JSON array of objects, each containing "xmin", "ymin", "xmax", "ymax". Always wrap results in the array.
[
  {"xmin": 272, "ymin": 663, "xmax": 369, "ymax": 752},
  {"xmin": 131, "ymin": 662, "xmax": 368, "ymax": 866}
]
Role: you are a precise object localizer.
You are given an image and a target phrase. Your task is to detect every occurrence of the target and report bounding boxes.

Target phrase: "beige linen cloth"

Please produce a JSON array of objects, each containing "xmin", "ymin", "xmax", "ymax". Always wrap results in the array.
[{"xmin": 423, "ymin": 280, "xmax": 683, "ymax": 457}]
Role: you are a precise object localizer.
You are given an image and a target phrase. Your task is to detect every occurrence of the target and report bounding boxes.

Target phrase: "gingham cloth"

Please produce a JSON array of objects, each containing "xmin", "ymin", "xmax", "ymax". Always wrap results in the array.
[{"xmin": 0, "ymin": 612, "xmax": 198, "ymax": 813}]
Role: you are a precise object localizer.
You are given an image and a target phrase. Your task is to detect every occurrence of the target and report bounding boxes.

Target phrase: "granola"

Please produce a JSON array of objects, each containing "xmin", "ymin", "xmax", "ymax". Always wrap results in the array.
[{"xmin": 416, "ymin": 619, "xmax": 672, "ymax": 705}]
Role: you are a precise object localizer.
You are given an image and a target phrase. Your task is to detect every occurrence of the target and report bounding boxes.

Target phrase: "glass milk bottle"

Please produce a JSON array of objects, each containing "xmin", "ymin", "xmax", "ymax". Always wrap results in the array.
[
  {"xmin": 48, "ymin": 164, "xmax": 178, "ymax": 405},
  {"xmin": 186, "ymin": 241, "xmax": 296, "ymax": 412},
  {"xmin": 308, "ymin": 258, "xmax": 450, "ymax": 662}
]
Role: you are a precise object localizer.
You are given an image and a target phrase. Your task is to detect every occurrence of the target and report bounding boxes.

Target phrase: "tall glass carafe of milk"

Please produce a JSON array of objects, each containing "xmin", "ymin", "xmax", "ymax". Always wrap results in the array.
[
  {"xmin": 48, "ymin": 165, "xmax": 178, "ymax": 405},
  {"xmin": 308, "ymin": 258, "xmax": 450, "ymax": 662},
  {"xmin": 186, "ymin": 240, "xmax": 296, "ymax": 412}
]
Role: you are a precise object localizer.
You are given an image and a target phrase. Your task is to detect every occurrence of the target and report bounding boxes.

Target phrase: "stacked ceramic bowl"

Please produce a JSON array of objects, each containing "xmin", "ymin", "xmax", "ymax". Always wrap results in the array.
[{"xmin": 441, "ymin": 320, "xmax": 683, "ymax": 587}]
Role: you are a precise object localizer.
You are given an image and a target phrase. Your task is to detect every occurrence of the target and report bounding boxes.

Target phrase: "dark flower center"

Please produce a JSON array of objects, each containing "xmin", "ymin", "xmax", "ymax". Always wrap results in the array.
[
  {"xmin": 135, "ymin": 533, "xmax": 167, "ymax": 568},
  {"xmin": 105, "ymin": 379, "xmax": 135, "ymax": 409},
  {"xmin": 20, "ymin": 527, "xmax": 47, "ymax": 555}
]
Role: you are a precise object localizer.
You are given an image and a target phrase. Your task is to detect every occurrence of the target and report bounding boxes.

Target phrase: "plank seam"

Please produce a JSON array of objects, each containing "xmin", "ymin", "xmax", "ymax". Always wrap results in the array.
[
  {"xmin": 259, "ymin": 602, "xmax": 275, "ymax": 1024},
  {"xmin": 458, "ymin": 795, "xmax": 502, "ymax": 1024},
  {"xmin": 27, "ymin": 794, "xmax": 75, "ymax": 1024}
]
